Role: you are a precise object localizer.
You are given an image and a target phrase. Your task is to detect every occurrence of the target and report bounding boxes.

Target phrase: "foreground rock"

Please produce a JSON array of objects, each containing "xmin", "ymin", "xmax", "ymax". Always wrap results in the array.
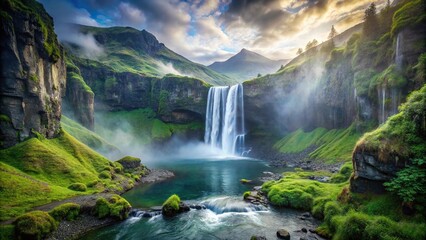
[
  {"xmin": 140, "ymin": 169, "xmax": 174, "ymax": 184},
  {"xmin": 161, "ymin": 194, "xmax": 190, "ymax": 217},
  {"xmin": 276, "ymin": 229, "xmax": 290, "ymax": 240},
  {"xmin": 244, "ymin": 191, "xmax": 268, "ymax": 206}
]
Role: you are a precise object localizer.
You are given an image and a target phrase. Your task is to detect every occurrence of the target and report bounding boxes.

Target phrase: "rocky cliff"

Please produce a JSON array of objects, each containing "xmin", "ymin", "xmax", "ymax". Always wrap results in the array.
[
  {"xmin": 62, "ymin": 57, "xmax": 94, "ymax": 129},
  {"xmin": 69, "ymin": 56, "xmax": 209, "ymax": 125},
  {"xmin": 0, "ymin": 0, "xmax": 66, "ymax": 148},
  {"xmin": 243, "ymin": 0, "xmax": 426, "ymax": 138},
  {"xmin": 351, "ymin": 83, "xmax": 426, "ymax": 193}
]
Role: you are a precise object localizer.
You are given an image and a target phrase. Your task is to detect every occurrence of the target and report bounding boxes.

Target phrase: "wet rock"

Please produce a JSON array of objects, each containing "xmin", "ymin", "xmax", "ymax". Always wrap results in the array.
[
  {"xmin": 302, "ymin": 212, "xmax": 311, "ymax": 218},
  {"xmin": 302, "ymin": 228, "xmax": 307, "ymax": 233},
  {"xmin": 243, "ymin": 191, "xmax": 268, "ymax": 206},
  {"xmin": 250, "ymin": 236, "xmax": 267, "ymax": 240},
  {"xmin": 277, "ymin": 229, "xmax": 290, "ymax": 240}
]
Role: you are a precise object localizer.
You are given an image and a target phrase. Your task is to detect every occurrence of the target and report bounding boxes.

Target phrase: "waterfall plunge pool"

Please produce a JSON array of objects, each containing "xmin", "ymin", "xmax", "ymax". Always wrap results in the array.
[{"xmin": 81, "ymin": 157, "xmax": 321, "ymax": 240}]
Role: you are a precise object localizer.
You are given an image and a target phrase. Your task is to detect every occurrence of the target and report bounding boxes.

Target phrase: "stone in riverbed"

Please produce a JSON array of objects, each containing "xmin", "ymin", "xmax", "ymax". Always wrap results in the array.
[
  {"xmin": 250, "ymin": 235, "xmax": 267, "ymax": 240},
  {"xmin": 277, "ymin": 229, "xmax": 290, "ymax": 240}
]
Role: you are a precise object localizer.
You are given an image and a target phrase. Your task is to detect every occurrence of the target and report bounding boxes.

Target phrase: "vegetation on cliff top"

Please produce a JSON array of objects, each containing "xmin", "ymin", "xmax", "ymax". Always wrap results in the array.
[{"xmin": 2, "ymin": 0, "xmax": 61, "ymax": 61}]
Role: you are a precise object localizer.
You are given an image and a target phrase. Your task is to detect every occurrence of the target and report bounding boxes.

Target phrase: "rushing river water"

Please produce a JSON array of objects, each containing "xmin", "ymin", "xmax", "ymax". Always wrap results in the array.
[{"xmin": 82, "ymin": 157, "xmax": 320, "ymax": 240}]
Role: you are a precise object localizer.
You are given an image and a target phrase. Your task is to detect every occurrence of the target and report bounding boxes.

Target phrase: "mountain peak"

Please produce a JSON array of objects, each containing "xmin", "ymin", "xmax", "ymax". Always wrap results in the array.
[{"xmin": 209, "ymin": 49, "xmax": 290, "ymax": 82}]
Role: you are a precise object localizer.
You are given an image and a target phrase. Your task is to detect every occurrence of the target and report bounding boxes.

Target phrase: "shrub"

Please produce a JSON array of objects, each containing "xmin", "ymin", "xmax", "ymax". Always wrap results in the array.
[
  {"xmin": 323, "ymin": 201, "xmax": 342, "ymax": 226},
  {"xmin": 86, "ymin": 180, "xmax": 98, "ymax": 188},
  {"xmin": 68, "ymin": 183, "xmax": 87, "ymax": 192},
  {"xmin": 92, "ymin": 195, "xmax": 131, "ymax": 220},
  {"xmin": 109, "ymin": 195, "xmax": 131, "ymax": 220},
  {"xmin": 333, "ymin": 212, "xmax": 370, "ymax": 240},
  {"xmin": 312, "ymin": 197, "xmax": 333, "ymax": 219},
  {"xmin": 99, "ymin": 171, "xmax": 111, "ymax": 179},
  {"xmin": 14, "ymin": 211, "xmax": 57, "ymax": 240},
  {"xmin": 93, "ymin": 198, "xmax": 110, "ymax": 219},
  {"xmin": 48, "ymin": 203, "xmax": 80, "ymax": 221}
]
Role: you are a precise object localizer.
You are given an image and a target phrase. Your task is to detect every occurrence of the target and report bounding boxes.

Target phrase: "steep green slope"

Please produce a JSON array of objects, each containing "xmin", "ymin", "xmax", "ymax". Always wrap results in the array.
[
  {"xmin": 0, "ymin": 130, "xmax": 135, "ymax": 221},
  {"xmin": 67, "ymin": 25, "xmax": 234, "ymax": 85},
  {"xmin": 61, "ymin": 116, "xmax": 120, "ymax": 157},
  {"xmin": 273, "ymin": 124, "xmax": 361, "ymax": 163}
]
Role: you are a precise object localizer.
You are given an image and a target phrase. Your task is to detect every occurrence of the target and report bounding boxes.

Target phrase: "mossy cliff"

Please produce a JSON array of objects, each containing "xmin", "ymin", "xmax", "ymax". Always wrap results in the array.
[
  {"xmin": 70, "ymin": 54, "xmax": 209, "ymax": 126},
  {"xmin": 351, "ymin": 84, "xmax": 426, "ymax": 193},
  {"xmin": 243, "ymin": 0, "xmax": 425, "ymax": 137},
  {"xmin": 0, "ymin": 0, "xmax": 66, "ymax": 149},
  {"xmin": 62, "ymin": 57, "xmax": 95, "ymax": 130}
]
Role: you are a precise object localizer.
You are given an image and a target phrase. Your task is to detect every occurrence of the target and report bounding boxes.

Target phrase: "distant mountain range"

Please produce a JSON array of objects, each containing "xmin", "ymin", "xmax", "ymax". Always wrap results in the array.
[
  {"xmin": 65, "ymin": 25, "xmax": 234, "ymax": 85},
  {"xmin": 208, "ymin": 48, "xmax": 290, "ymax": 82}
]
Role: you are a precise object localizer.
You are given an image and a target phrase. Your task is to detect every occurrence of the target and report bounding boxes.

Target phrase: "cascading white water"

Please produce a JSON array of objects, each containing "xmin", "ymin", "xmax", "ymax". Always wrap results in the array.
[
  {"xmin": 395, "ymin": 32, "xmax": 403, "ymax": 70},
  {"xmin": 204, "ymin": 84, "xmax": 245, "ymax": 155}
]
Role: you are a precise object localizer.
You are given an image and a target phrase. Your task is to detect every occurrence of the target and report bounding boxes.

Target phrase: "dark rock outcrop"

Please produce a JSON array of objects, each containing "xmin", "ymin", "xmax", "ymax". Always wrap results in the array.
[
  {"xmin": 63, "ymin": 59, "xmax": 94, "ymax": 129},
  {"xmin": 351, "ymin": 149, "xmax": 408, "ymax": 193},
  {"xmin": 0, "ymin": 0, "xmax": 66, "ymax": 148}
]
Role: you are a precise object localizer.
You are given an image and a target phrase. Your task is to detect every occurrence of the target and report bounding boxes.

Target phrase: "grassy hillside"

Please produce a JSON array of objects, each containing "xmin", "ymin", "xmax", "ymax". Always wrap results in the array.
[
  {"xmin": 0, "ymin": 130, "xmax": 135, "ymax": 221},
  {"xmin": 61, "ymin": 116, "xmax": 120, "ymax": 157},
  {"xmin": 274, "ymin": 124, "xmax": 362, "ymax": 163},
  {"xmin": 68, "ymin": 25, "xmax": 234, "ymax": 86}
]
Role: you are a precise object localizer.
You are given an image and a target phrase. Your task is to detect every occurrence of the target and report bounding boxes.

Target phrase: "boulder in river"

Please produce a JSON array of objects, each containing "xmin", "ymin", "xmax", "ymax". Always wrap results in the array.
[
  {"xmin": 162, "ymin": 194, "xmax": 190, "ymax": 217},
  {"xmin": 277, "ymin": 229, "xmax": 290, "ymax": 240}
]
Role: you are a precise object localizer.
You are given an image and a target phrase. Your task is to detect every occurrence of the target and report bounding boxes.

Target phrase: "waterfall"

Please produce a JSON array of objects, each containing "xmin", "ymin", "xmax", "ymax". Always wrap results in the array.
[
  {"xmin": 204, "ymin": 84, "xmax": 245, "ymax": 155},
  {"xmin": 395, "ymin": 32, "xmax": 403, "ymax": 70},
  {"xmin": 378, "ymin": 86, "xmax": 387, "ymax": 124}
]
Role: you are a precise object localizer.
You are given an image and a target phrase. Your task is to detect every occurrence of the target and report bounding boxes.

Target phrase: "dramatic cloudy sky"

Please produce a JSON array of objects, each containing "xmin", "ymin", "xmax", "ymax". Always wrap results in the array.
[{"xmin": 39, "ymin": 0, "xmax": 387, "ymax": 65}]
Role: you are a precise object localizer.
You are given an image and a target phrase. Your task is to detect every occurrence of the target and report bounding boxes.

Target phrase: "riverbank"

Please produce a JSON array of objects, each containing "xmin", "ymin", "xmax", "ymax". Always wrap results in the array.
[{"xmin": 0, "ymin": 169, "xmax": 174, "ymax": 240}]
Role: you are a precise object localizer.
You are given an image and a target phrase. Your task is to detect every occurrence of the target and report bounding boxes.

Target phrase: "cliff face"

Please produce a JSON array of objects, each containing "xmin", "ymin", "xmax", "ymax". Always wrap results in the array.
[
  {"xmin": 63, "ymin": 58, "xmax": 94, "ymax": 129},
  {"xmin": 72, "ymin": 58, "xmax": 209, "ymax": 124},
  {"xmin": 0, "ymin": 0, "xmax": 66, "ymax": 148},
  {"xmin": 351, "ymin": 84, "xmax": 426, "ymax": 193},
  {"xmin": 243, "ymin": 3, "xmax": 426, "ymax": 137}
]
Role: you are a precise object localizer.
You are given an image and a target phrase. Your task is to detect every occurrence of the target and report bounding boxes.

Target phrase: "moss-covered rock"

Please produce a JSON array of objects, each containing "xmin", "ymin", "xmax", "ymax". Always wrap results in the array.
[
  {"xmin": 68, "ymin": 183, "xmax": 87, "ymax": 192},
  {"xmin": 14, "ymin": 211, "xmax": 57, "ymax": 240},
  {"xmin": 92, "ymin": 195, "xmax": 131, "ymax": 220},
  {"xmin": 48, "ymin": 203, "xmax": 80, "ymax": 221},
  {"xmin": 117, "ymin": 156, "xmax": 141, "ymax": 169},
  {"xmin": 161, "ymin": 194, "xmax": 189, "ymax": 217}
]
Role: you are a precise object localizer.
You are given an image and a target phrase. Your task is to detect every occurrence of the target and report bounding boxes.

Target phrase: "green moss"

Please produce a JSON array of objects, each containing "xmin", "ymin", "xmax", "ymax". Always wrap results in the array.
[
  {"xmin": 48, "ymin": 203, "xmax": 80, "ymax": 221},
  {"xmin": 93, "ymin": 195, "xmax": 131, "ymax": 220},
  {"xmin": 99, "ymin": 171, "xmax": 112, "ymax": 179},
  {"xmin": 391, "ymin": 0, "xmax": 426, "ymax": 36},
  {"xmin": 262, "ymin": 171, "xmax": 344, "ymax": 211},
  {"xmin": 0, "ymin": 225, "xmax": 15, "ymax": 240},
  {"xmin": 0, "ymin": 129, "xmax": 133, "ymax": 221},
  {"xmin": 68, "ymin": 183, "xmax": 87, "ymax": 192},
  {"xmin": 4, "ymin": 0, "xmax": 61, "ymax": 61},
  {"xmin": 162, "ymin": 194, "xmax": 181, "ymax": 216},
  {"xmin": 14, "ymin": 210, "xmax": 57, "ymax": 240},
  {"xmin": 243, "ymin": 191, "xmax": 251, "ymax": 199},
  {"xmin": 330, "ymin": 162, "xmax": 353, "ymax": 183},
  {"xmin": 0, "ymin": 114, "xmax": 11, "ymax": 123},
  {"xmin": 29, "ymin": 74, "xmax": 39, "ymax": 83}
]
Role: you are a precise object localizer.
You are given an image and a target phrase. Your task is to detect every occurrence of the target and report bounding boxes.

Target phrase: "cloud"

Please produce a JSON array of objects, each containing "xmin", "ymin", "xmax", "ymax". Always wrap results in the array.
[
  {"xmin": 39, "ymin": 0, "xmax": 104, "ymax": 58},
  {"xmin": 154, "ymin": 60, "xmax": 184, "ymax": 76},
  {"xmin": 114, "ymin": 2, "xmax": 145, "ymax": 28},
  {"xmin": 39, "ymin": 0, "xmax": 387, "ymax": 64}
]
